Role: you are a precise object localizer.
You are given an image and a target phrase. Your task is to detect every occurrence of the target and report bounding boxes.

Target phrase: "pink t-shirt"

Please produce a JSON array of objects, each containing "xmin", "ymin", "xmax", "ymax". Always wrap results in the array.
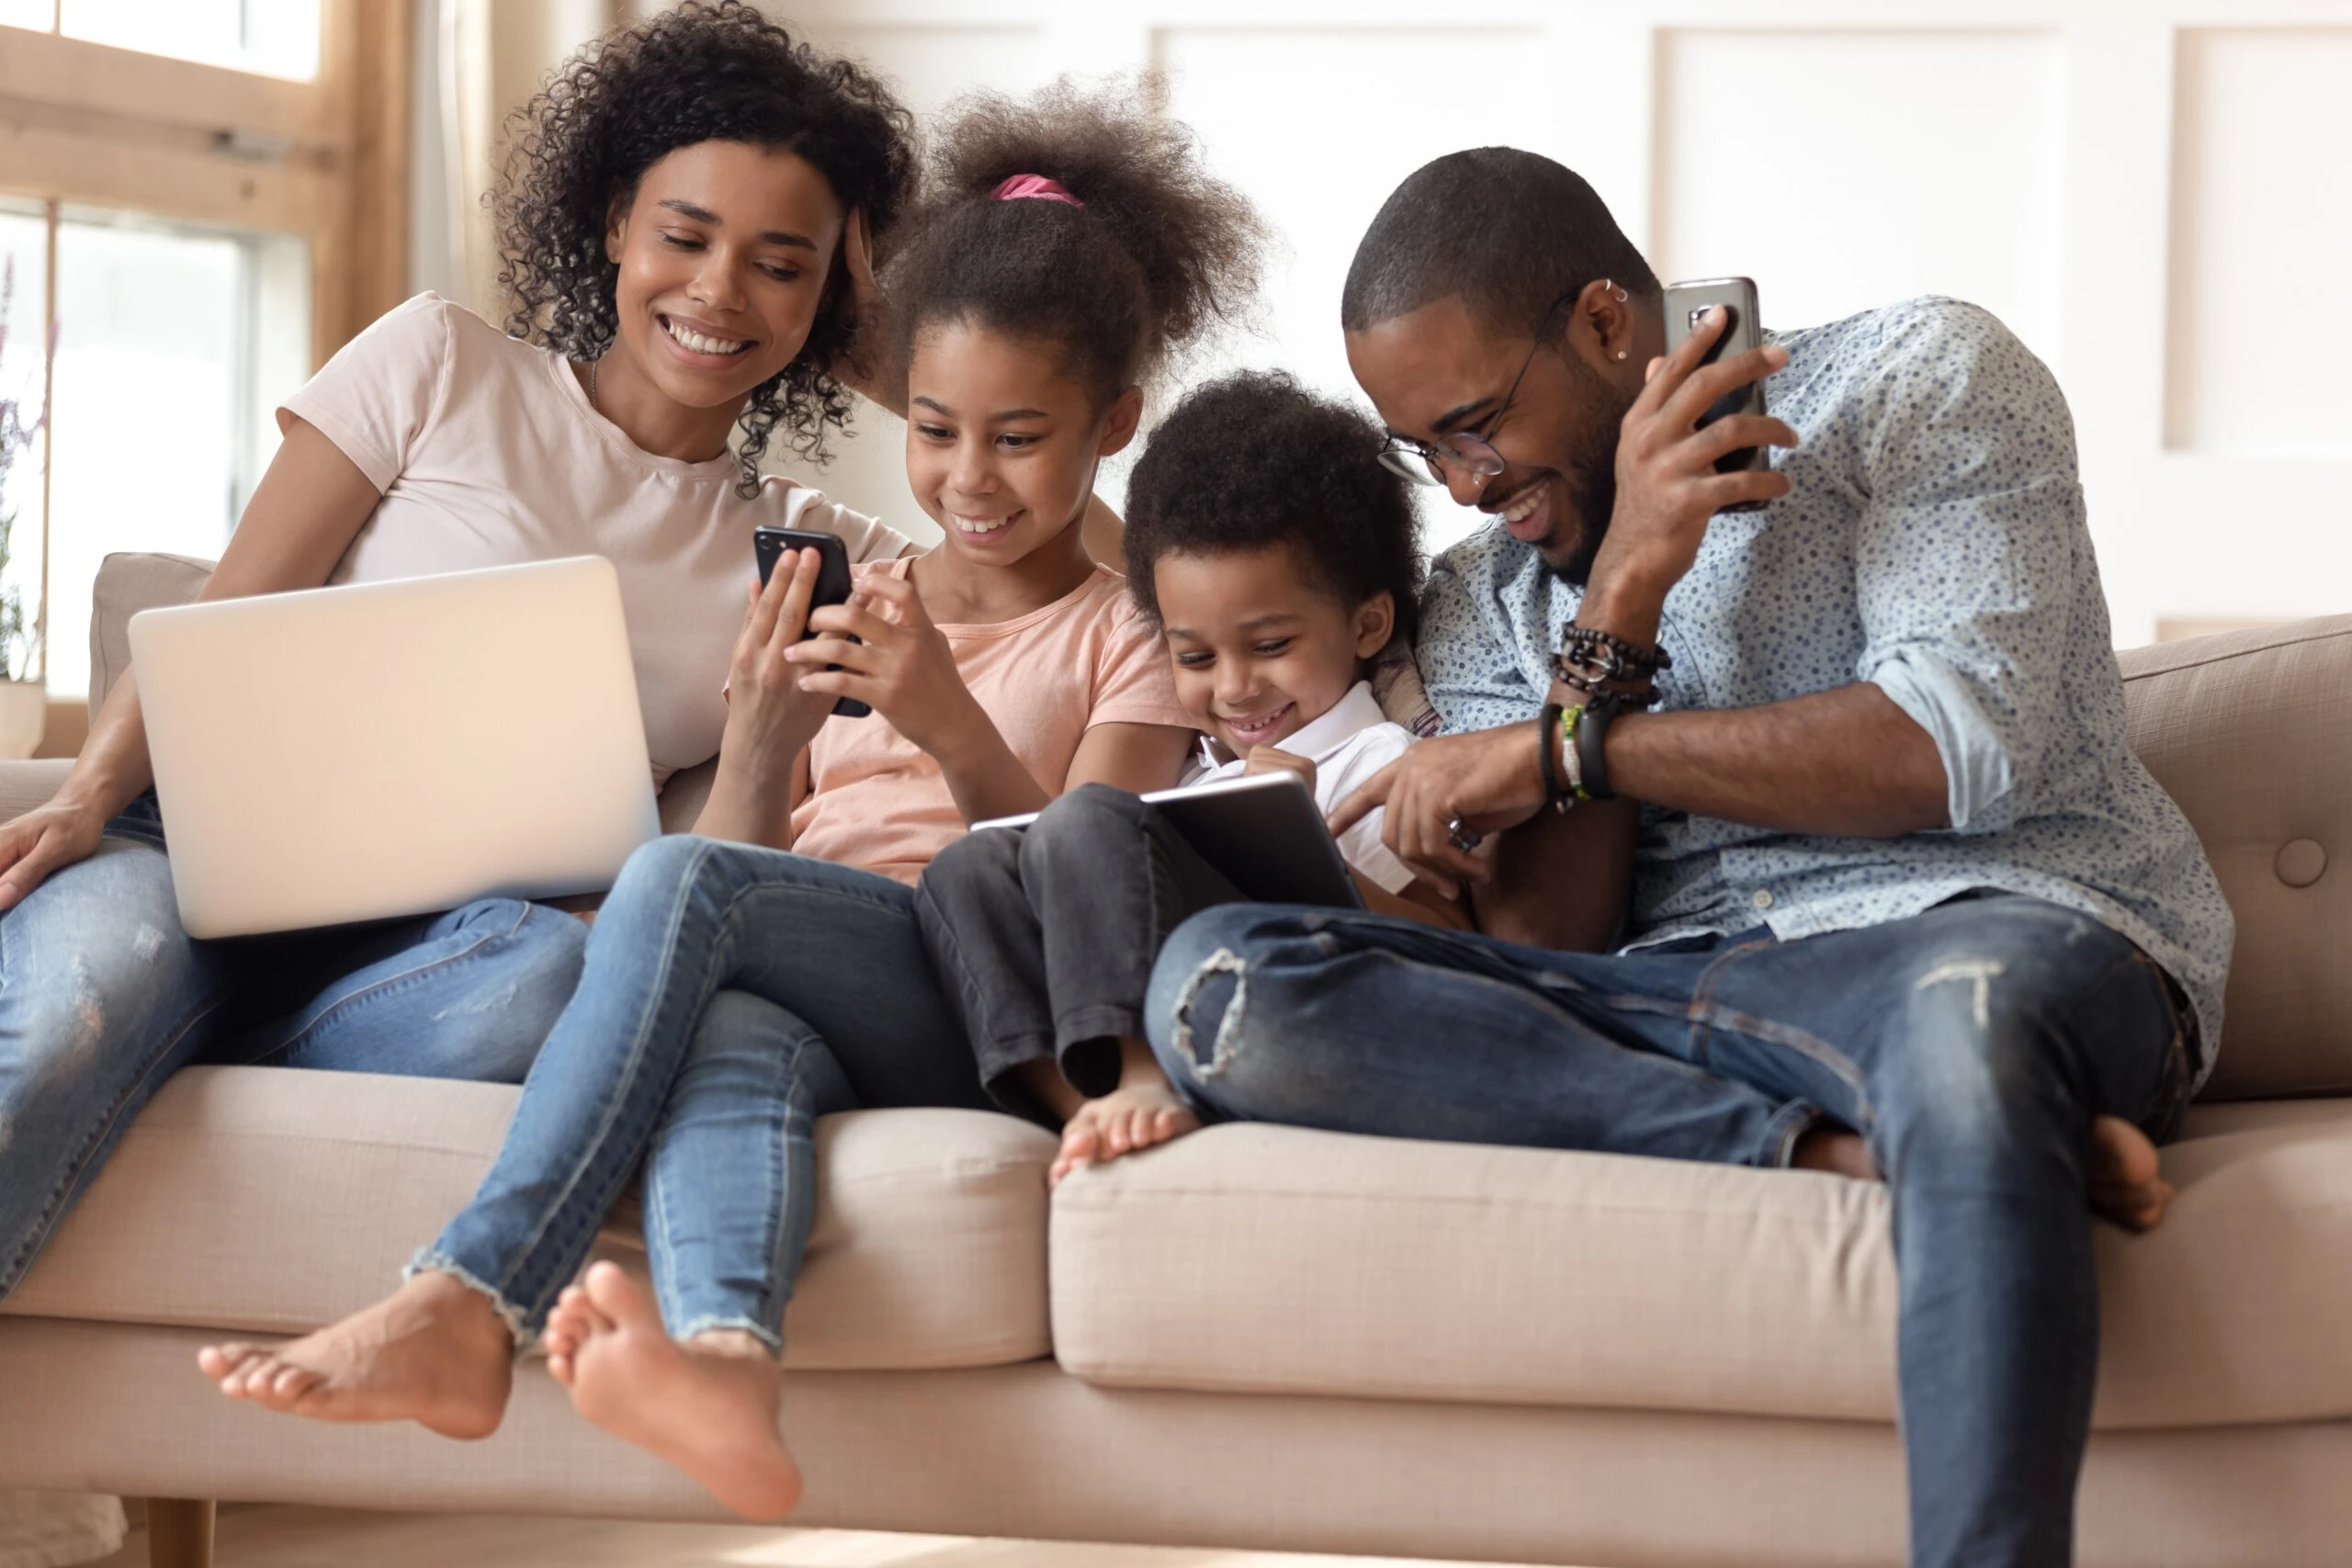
[
  {"xmin": 279, "ymin": 293, "xmax": 911, "ymax": 784},
  {"xmin": 789, "ymin": 560, "xmax": 1193, "ymax": 884}
]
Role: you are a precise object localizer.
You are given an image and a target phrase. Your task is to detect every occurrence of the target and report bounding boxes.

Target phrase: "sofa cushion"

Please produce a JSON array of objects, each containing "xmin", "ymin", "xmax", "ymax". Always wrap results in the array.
[
  {"xmin": 88, "ymin": 551, "xmax": 213, "ymax": 718},
  {"xmin": 6, "ymin": 1067, "xmax": 1056, "ymax": 1371},
  {"xmin": 2120, "ymin": 615, "xmax": 2352, "ymax": 1099},
  {"xmin": 1048, "ymin": 1099, "xmax": 2352, "ymax": 1429}
]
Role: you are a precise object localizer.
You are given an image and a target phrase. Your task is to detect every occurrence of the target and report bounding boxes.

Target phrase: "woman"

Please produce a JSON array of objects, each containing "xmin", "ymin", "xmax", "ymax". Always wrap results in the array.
[{"xmin": 0, "ymin": 3, "xmax": 915, "ymax": 1307}]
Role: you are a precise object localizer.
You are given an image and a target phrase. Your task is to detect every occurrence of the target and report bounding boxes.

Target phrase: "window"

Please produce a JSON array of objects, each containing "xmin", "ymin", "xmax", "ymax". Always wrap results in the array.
[
  {"xmin": 57, "ymin": 0, "xmax": 321, "ymax": 78},
  {"xmin": 40, "ymin": 209, "xmax": 311, "ymax": 694},
  {"xmin": 0, "ymin": 0, "xmax": 408, "ymax": 714}
]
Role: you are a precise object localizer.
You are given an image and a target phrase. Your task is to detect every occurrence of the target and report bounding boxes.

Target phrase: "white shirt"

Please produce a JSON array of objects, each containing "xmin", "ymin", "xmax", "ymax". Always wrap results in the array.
[
  {"xmin": 1193, "ymin": 682, "xmax": 1417, "ymax": 894},
  {"xmin": 282, "ymin": 293, "xmax": 912, "ymax": 785}
]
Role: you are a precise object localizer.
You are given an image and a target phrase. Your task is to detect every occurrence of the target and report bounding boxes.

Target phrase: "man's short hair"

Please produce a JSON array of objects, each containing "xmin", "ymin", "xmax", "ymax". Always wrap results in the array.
[{"xmin": 1340, "ymin": 148, "xmax": 1660, "ymax": 336}]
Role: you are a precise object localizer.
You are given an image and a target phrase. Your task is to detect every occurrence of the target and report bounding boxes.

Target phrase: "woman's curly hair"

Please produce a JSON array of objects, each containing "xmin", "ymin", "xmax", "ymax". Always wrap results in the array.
[
  {"xmin": 884, "ymin": 74, "xmax": 1265, "ymax": 400},
  {"xmin": 1125, "ymin": 370, "xmax": 1424, "ymax": 648},
  {"xmin": 494, "ymin": 2, "xmax": 915, "ymax": 495}
]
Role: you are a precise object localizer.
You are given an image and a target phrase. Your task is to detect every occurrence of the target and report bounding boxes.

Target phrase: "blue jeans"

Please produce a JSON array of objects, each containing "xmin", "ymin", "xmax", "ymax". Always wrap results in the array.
[
  {"xmin": 416, "ymin": 835, "xmax": 988, "ymax": 1349},
  {"xmin": 1144, "ymin": 894, "xmax": 2195, "ymax": 1568},
  {"xmin": 0, "ymin": 795, "xmax": 590, "ymax": 1300}
]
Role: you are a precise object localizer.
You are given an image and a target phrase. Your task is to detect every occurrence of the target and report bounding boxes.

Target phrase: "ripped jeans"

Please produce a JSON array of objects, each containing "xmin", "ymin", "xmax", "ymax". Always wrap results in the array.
[
  {"xmin": 0, "ymin": 795, "xmax": 589, "ymax": 1301},
  {"xmin": 1144, "ymin": 893, "xmax": 2196, "ymax": 1568}
]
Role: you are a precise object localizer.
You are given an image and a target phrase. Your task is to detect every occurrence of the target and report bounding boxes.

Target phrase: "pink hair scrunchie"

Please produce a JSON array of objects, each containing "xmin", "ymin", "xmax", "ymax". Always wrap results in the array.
[{"xmin": 991, "ymin": 173, "xmax": 1085, "ymax": 209}]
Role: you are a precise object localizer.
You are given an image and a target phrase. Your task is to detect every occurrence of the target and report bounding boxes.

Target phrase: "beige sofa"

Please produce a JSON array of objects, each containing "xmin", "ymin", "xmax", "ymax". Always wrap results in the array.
[{"xmin": 0, "ymin": 554, "xmax": 2346, "ymax": 1568}]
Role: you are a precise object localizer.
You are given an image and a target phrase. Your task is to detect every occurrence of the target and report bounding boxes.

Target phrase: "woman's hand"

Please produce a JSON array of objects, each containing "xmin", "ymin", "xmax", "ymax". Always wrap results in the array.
[
  {"xmin": 788, "ymin": 569, "xmax": 988, "ymax": 760},
  {"xmin": 825, "ymin": 209, "xmax": 905, "ymax": 416},
  {"xmin": 0, "ymin": 796, "xmax": 110, "ymax": 913},
  {"xmin": 718, "ymin": 548, "xmax": 838, "ymax": 801}
]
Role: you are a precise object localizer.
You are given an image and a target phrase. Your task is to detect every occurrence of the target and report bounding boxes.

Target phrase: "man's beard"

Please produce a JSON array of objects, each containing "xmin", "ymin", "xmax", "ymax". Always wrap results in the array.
[
  {"xmin": 1536, "ymin": 366, "xmax": 1632, "ymax": 587},
  {"xmin": 1539, "ymin": 462, "xmax": 1616, "ymax": 586}
]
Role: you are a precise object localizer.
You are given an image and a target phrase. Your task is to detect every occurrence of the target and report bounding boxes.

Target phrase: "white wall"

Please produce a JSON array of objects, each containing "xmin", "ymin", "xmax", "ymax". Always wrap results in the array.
[{"xmin": 769, "ymin": 0, "xmax": 2352, "ymax": 646}]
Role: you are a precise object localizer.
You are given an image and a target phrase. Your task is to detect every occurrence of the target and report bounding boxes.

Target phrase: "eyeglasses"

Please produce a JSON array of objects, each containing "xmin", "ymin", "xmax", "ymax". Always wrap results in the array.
[{"xmin": 1376, "ymin": 288, "xmax": 1580, "ymax": 489}]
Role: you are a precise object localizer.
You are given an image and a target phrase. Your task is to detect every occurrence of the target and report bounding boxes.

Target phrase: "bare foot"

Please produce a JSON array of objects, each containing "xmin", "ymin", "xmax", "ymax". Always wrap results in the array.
[
  {"xmin": 1050, "ymin": 1073, "xmax": 1200, "ymax": 1188},
  {"xmin": 194, "ymin": 1270, "xmax": 512, "ymax": 1438},
  {"xmin": 2089, "ymin": 1113, "xmax": 2173, "ymax": 1231},
  {"xmin": 1791, "ymin": 1123, "xmax": 1878, "ymax": 1181},
  {"xmin": 553, "ymin": 1261, "xmax": 802, "ymax": 1521}
]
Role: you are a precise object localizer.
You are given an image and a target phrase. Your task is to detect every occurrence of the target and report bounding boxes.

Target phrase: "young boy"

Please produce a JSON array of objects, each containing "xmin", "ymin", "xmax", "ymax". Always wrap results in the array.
[{"xmin": 916, "ymin": 370, "xmax": 1464, "ymax": 1184}]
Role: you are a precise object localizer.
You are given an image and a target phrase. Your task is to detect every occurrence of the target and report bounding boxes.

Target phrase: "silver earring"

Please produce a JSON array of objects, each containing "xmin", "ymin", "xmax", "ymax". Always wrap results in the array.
[
  {"xmin": 1615, "ymin": 349, "xmax": 1628, "ymax": 360},
  {"xmin": 1600, "ymin": 277, "xmax": 1629, "ymax": 304}
]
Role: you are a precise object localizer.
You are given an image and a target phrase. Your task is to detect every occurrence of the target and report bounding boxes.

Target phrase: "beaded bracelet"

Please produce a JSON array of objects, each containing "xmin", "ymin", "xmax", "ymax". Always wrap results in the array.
[
  {"xmin": 1554, "ymin": 625, "xmax": 1672, "ymax": 687},
  {"xmin": 1555, "ymin": 666, "xmax": 1661, "ymax": 708}
]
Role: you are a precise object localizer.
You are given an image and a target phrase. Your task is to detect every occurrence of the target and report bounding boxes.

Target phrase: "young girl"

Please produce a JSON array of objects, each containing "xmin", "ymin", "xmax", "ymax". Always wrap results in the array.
[
  {"xmin": 918, "ymin": 370, "xmax": 1468, "ymax": 1184},
  {"xmin": 0, "ymin": 3, "xmax": 913, "ymax": 1309},
  {"xmin": 198, "ymin": 78, "xmax": 1262, "ymax": 1522}
]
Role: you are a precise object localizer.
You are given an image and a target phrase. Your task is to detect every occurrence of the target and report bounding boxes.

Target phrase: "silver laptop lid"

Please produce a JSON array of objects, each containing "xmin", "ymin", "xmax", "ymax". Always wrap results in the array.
[{"xmin": 130, "ymin": 556, "xmax": 661, "ymax": 938}]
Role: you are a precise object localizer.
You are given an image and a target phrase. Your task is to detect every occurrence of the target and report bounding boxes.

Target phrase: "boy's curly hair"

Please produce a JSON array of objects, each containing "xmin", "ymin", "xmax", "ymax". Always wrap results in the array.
[
  {"xmin": 1125, "ymin": 371, "xmax": 1424, "ymax": 647},
  {"xmin": 884, "ymin": 74, "xmax": 1264, "ymax": 401},
  {"xmin": 494, "ymin": 2, "xmax": 915, "ymax": 495}
]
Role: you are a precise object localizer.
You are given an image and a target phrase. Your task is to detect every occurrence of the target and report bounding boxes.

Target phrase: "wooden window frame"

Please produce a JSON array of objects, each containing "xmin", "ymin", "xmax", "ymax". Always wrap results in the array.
[{"xmin": 0, "ymin": 0, "xmax": 411, "ymax": 750}]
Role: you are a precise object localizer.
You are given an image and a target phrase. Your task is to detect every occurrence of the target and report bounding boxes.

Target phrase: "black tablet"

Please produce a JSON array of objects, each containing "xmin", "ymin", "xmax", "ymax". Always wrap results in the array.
[{"xmin": 973, "ymin": 773, "xmax": 1363, "ymax": 909}]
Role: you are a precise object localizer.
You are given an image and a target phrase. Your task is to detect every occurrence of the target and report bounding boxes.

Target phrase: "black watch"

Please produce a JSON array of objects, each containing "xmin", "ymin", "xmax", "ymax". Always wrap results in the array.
[{"xmin": 1576, "ymin": 690, "xmax": 1623, "ymax": 801}]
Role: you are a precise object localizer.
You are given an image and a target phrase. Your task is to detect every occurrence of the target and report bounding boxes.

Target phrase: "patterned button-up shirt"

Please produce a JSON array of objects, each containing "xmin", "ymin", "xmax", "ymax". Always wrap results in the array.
[{"xmin": 1418, "ymin": 297, "xmax": 2233, "ymax": 1079}]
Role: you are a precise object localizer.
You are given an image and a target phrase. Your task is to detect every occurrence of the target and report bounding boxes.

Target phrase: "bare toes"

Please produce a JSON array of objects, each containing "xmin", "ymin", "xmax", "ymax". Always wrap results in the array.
[{"xmin": 223, "ymin": 1358, "xmax": 278, "ymax": 1399}]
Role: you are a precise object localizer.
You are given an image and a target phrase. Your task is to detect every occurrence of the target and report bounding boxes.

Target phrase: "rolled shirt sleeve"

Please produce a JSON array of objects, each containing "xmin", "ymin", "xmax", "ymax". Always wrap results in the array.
[{"xmin": 1848, "ymin": 304, "xmax": 2086, "ymax": 835}]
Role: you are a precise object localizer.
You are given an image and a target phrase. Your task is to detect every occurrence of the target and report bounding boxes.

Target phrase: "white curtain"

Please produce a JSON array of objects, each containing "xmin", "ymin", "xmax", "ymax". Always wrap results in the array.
[{"xmin": 420, "ymin": 0, "xmax": 635, "ymax": 318}]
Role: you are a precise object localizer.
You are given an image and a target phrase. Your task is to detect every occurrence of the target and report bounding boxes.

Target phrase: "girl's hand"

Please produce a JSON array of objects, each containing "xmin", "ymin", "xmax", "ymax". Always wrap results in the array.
[
  {"xmin": 789, "ymin": 569, "xmax": 986, "ymax": 758},
  {"xmin": 718, "ymin": 548, "xmax": 837, "ymax": 798}
]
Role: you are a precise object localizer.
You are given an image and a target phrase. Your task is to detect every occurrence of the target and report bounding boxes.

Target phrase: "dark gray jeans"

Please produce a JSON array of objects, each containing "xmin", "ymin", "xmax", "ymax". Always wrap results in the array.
[{"xmin": 916, "ymin": 782, "xmax": 1245, "ymax": 1115}]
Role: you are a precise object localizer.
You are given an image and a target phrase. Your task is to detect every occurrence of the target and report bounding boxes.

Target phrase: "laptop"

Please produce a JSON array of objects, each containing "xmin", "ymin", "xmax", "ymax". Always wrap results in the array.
[
  {"xmin": 972, "ymin": 773, "xmax": 1364, "ymax": 909},
  {"xmin": 130, "ymin": 556, "xmax": 661, "ymax": 939}
]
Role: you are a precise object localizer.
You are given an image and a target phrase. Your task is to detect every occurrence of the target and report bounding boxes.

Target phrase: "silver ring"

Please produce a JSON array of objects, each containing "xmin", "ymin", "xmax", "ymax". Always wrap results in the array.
[{"xmin": 1446, "ymin": 816, "xmax": 1483, "ymax": 854}]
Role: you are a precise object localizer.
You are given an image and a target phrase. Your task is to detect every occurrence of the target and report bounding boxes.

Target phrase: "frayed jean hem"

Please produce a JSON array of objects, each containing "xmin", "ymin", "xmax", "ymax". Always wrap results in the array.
[
  {"xmin": 674, "ymin": 1312, "xmax": 784, "ymax": 1356},
  {"xmin": 404, "ymin": 1247, "xmax": 537, "ymax": 1353}
]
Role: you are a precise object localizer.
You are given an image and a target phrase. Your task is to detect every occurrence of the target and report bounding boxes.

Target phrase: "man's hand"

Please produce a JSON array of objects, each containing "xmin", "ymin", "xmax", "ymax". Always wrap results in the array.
[
  {"xmin": 1328, "ymin": 721, "xmax": 1547, "ymax": 889},
  {"xmin": 1585, "ymin": 307, "xmax": 1802, "ymax": 626},
  {"xmin": 1241, "ymin": 746, "xmax": 1317, "ymax": 796}
]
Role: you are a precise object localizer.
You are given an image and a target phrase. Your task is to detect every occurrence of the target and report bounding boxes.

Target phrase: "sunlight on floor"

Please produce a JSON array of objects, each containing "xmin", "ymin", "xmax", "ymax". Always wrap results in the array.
[{"xmin": 90, "ymin": 1506, "xmax": 1554, "ymax": 1568}]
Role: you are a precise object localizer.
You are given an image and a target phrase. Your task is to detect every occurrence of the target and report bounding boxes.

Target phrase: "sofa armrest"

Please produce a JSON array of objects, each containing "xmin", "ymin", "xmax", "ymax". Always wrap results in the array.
[{"xmin": 0, "ymin": 760, "xmax": 75, "ymax": 819}]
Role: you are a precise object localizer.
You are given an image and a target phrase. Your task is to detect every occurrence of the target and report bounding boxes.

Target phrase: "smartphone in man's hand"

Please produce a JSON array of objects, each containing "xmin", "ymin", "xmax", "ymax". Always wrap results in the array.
[
  {"xmin": 1662, "ymin": 276, "xmax": 1771, "ymax": 513},
  {"xmin": 752, "ymin": 525, "xmax": 870, "ymax": 718}
]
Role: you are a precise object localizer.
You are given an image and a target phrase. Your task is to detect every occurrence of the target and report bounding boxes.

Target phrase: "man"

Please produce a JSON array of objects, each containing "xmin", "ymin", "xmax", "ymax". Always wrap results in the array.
[{"xmin": 1141, "ymin": 148, "xmax": 2232, "ymax": 1568}]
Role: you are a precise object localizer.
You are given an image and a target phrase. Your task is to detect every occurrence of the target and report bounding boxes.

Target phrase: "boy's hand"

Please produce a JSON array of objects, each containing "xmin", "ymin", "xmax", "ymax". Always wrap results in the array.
[
  {"xmin": 789, "ymin": 569, "xmax": 983, "ymax": 755},
  {"xmin": 1240, "ymin": 746, "xmax": 1317, "ymax": 796}
]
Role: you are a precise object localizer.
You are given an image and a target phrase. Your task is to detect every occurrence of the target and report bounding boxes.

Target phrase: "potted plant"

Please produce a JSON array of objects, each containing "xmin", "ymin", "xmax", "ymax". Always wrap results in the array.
[{"xmin": 0, "ymin": 255, "xmax": 46, "ymax": 758}]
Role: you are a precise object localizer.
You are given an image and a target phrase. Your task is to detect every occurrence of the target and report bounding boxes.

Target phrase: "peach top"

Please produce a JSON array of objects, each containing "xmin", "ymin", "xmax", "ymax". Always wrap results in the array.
[
  {"xmin": 281, "ymin": 293, "xmax": 910, "ymax": 784},
  {"xmin": 789, "ymin": 560, "xmax": 1191, "ymax": 884}
]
